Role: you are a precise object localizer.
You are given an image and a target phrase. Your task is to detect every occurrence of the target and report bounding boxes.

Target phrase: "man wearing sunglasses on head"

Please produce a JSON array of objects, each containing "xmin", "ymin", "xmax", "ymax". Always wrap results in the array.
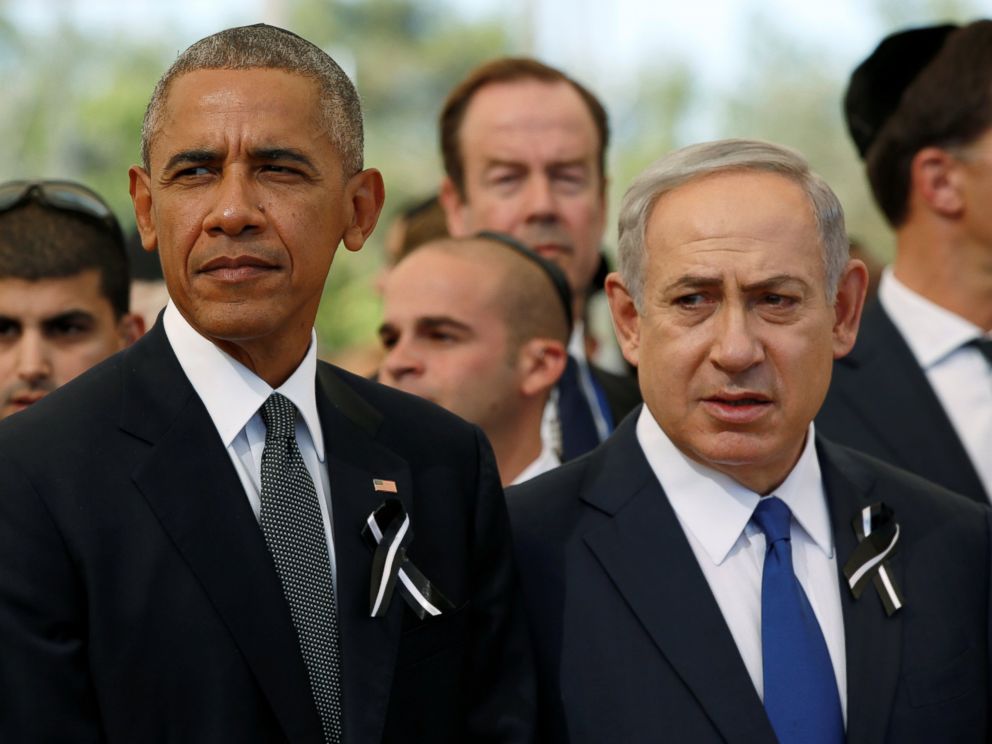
[{"xmin": 0, "ymin": 179, "xmax": 144, "ymax": 420}]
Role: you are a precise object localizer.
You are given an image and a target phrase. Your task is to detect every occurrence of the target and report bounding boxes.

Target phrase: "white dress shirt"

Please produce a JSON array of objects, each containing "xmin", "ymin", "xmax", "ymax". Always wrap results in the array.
[
  {"xmin": 879, "ymin": 269, "xmax": 992, "ymax": 498},
  {"xmin": 636, "ymin": 407, "xmax": 848, "ymax": 722},
  {"xmin": 510, "ymin": 439, "xmax": 561, "ymax": 486},
  {"xmin": 163, "ymin": 302, "xmax": 337, "ymax": 578}
]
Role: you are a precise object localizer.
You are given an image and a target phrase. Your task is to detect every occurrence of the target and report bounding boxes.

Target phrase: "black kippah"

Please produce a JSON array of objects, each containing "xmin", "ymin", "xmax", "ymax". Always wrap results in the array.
[
  {"xmin": 844, "ymin": 23, "xmax": 958, "ymax": 159},
  {"xmin": 474, "ymin": 230, "xmax": 574, "ymax": 331}
]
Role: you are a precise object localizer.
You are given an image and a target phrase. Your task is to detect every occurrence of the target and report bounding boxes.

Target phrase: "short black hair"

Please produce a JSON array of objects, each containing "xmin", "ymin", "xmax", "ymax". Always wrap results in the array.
[
  {"xmin": 0, "ymin": 199, "xmax": 131, "ymax": 317},
  {"xmin": 847, "ymin": 21, "xmax": 992, "ymax": 226}
]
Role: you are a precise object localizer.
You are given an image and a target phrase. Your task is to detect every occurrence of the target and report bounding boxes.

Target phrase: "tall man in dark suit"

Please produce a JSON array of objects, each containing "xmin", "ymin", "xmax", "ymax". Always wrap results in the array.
[
  {"xmin": 816, "ymin": 22, "xmax": 992, "ymax": 503},
  {"xmin": 509, "ymin": 139, "xmax": 991, "ymax": 743},
  {"xmin": 0, "ymin": 24, "xmax": 534, "ymax": 744},
  {"xmin": 438, "ymin": 58, "xmax": 640, "ymax": 460}
]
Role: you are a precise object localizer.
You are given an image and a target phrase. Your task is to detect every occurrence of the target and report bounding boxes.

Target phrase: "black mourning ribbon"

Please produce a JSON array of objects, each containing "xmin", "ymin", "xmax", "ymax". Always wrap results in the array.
[
  {"xmin": 361, "ymin": 499, "xmax": 454, "ymax": 619},
  {"xmin": 842, "ymin": 502, "xmax": 904, "ymax": 617}
]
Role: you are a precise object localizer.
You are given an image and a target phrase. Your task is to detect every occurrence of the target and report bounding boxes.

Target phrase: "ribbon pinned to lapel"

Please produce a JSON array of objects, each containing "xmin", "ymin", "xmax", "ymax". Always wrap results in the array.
[
  {"xmin": 842, "ymin": 502, "xmax": 904, "ymax": 617},
  {"xmin": 362, "ymin": 499, "xmax": 454, "ymax": 619}
]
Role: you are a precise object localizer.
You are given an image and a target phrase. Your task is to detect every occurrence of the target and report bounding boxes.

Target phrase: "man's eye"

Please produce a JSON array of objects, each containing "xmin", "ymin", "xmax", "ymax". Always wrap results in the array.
[
  {"xmin": 47, "ymin": 319, "xmax": 91, "ymax": 337},
  {"xmin": 428, "ymin": 331, "xmax": 458, "ymax": 343},
  {"xmin": 0, "ymin": 320, "xmax": 19, "ymax": 338},
  {"xmin": 762, "ymin": 293, "xmax": 797, "ymax": 308},
  {"xmin": 261, "ymin": 164, "xmax": 299, "ymax": 175},
  {"xmin": 379, "ymin": 334, "xmax": 398, "ymax": 350},
  {"xmin": 675, "ymin": 294, "xmax": 707, "ymax": 307},
  {"xmin": 176, "ymin": 166, "xmax": 212, "ymax": 178}
]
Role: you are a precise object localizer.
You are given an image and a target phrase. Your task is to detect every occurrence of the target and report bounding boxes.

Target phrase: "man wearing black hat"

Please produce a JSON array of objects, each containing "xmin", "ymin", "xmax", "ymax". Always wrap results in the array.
[{"xmin": 817, "ymin": 21, "xmax": 992, "ymax": 504}]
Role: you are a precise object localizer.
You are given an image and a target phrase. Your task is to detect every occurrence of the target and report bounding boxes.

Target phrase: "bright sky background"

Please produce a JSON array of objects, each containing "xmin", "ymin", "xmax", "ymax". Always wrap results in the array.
[{"xmin": 11, "ymin": 0, "xmax": 982, "ymax": 82}]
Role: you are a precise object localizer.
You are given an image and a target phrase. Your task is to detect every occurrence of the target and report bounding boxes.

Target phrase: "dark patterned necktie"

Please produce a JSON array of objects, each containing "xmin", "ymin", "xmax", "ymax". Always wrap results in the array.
[
  {"xmin": 752, "ymin": 497, "xmax": 843, "ymax": 744},
  {"xmin": 260, "ymin": 393, "xmax": 343, "ymax": 744}
]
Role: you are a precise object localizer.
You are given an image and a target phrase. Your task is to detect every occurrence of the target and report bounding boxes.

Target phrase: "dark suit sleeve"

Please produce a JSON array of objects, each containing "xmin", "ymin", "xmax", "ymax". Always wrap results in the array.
[
  {"xmin": 0, "ymin": 455, "xmax": 103, "ymax": 742},
  {"xmin": 464, "ymin": 429, "xmax": 537, "ymax": 743}
]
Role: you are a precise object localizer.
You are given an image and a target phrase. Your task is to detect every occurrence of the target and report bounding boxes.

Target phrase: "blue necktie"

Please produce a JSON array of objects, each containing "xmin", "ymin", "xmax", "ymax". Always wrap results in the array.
[
  {"xmin": 558, "ymin": 356, "xmax": 600, "ymax": 461},
  {"xmin": 752, "ymin": 497, "xmax": 844, "ymax": 744}
]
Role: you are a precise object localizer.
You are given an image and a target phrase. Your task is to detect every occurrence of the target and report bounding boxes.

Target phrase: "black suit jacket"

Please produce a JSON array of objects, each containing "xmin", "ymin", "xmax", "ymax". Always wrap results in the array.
[
  {"xmin": 0, "ymin": 322, "xmax": 534, "ymax": 743},
  {"xmin": 508, "ymin": 411, "xmax": 991, "ymax": 743},
  {"xmin": 817, "ymin": 301, "xmax": 988, "ymax": 503}
]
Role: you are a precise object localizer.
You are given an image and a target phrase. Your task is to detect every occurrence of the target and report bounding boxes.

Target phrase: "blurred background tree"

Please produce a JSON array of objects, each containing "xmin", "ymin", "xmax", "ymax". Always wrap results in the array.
[{"xmin": 0, "ymin": 0, "xmax": 984, "ymax": 360}]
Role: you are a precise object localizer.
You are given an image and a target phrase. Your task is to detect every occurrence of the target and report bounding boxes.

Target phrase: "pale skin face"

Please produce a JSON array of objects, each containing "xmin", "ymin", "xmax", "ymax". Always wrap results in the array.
[
  {"xmin": 607, "ymin": 171, "xmax": 868, "ymax": 494},
  {"xmin": 130, "ymin": 68, "xmax": 384, "ymax": 386},
  {"xmin": 0, "ymin": 270, "xmax": 143, "ymax": 419},
  {"xmin": 377, "ymin": 245, "xmax": 566, "ymax": 481},
  {"xmin": 440, "ymin": 80, "xmax": 607, "ymax": 309}
]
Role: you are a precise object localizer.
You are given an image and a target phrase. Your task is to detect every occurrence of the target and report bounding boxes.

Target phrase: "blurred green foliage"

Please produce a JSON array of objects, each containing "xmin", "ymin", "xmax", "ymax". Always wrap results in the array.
[{"xmin": 0, "ymin": 0, "xmax": 984, "ymax": 362}]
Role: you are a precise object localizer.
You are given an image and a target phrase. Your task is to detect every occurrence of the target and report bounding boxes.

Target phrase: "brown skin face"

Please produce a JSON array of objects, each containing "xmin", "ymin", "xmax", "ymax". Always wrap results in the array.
[
  {"xmin": 130, "ymin": 68, "xmax": 384, "ymax": 386},
  {"xmin": 440, "ymin": 80, "xmax": 606, "ymax": 307},
  {"xmin": 0, "ymin": 270, "xmax": 143, "ymax": 419},
  {"xmin": 607, "ymin": 171, "xmax": 867, "ymax": 494}
]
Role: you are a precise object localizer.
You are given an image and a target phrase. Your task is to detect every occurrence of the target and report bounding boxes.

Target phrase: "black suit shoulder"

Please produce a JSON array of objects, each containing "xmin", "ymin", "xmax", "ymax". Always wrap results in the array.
[{"xmin": 816, "ymin": 302, "xmax": 986, "ymax": 502}]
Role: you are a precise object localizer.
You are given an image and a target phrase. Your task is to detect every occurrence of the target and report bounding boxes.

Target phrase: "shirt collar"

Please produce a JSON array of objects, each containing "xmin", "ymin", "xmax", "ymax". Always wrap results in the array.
[
  {"xmin": 879, "ymin": 268, "xmax": 985, "ymax": 368},
  {"xmin": 162, "ymin": 302, "xmax": 325, "ymax": 459},
  {"xmin": 568, "ymin": 321, "xmax": 587, "ymax": 362},
  {"xmin": 635, "ymin": 406, "xmax": 832, "ymax": 565}
]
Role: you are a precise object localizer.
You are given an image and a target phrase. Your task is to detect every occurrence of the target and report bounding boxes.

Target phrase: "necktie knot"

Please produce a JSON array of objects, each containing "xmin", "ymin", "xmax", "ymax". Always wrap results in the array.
[
  {"xmin": 752, "ymin": 496, "xmax": 792, "ymax": 546},
  {"xmin": 262, "ymin": 393, "xmax": 297, "ymax": 441}
]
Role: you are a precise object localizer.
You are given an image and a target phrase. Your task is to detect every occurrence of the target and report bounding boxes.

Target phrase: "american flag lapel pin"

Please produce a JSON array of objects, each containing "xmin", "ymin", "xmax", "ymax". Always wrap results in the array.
[{"xmin": 373, "ymin": 478, "xmax": 398, "ymax": 494}]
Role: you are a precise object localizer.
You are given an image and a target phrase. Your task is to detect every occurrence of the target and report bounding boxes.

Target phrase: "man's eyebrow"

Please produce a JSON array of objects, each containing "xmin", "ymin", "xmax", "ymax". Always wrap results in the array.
[
  {"xmin": 663, "ymin": 273, "xmax": 810, "ymax": 293},
  {"xmin": 42, "ymin": 310, "xmax": 96, "ymax": 328},
  {"xmin": 162, "ymin": 149, "xmax": 219, "ymax": 173},
  {"xmin": 418, "ymin": 316, "xmax": 472, "ymax": 333},
  {"xmin": 249, "ymin": 147, "xmax": 317, "ymax": 170}
]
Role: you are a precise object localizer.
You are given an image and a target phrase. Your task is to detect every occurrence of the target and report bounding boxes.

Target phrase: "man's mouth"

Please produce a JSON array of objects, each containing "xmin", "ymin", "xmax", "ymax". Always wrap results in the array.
[
  {"xmin": 198, "ymin": 254, "xmax": 279, "ymax": 281},
  {"xmin": 702, "ymin": 392, "xmax": 773, "ymax": 423}
]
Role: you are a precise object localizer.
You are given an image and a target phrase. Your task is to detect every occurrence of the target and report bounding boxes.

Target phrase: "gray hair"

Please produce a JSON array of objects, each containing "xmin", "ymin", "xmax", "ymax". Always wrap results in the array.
[
  {"xmin": 140, "ymin": 24, "xmax": 363, "ymax": 176},
  {"xmin": 617, "ymin": 139, "xmax": 849, "ymax": 308}
]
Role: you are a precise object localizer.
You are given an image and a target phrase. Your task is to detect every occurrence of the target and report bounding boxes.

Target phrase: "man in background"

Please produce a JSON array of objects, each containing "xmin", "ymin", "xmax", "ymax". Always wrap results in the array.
[
  {"xmin": 0, "ymin": 179, "xmax": 144, "ymax": 420},
  {"xmin": 438, "ymin": 58, "xmax": 640, "ymax": 460},
  {"xmin": 817, "ymin": 21, "xmax": 992, "ymax": 503},
  {"xmin": 379, "ymin": 234, "xmax": 570, "ymax": 485}
]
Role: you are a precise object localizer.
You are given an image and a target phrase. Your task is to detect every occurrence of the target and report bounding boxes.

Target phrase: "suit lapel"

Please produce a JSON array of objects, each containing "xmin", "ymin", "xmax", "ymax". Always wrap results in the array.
[
  {"xmin": 580, "ymin": 417, "xmax": 777, "ymax": 743},
  {"xmin": 818, "ymin": 438, "xmax": 903, "ymax": 744},
  {"xmin": 835, "ymin": 303, "xmax": 985, "ymax": 499},
  {"xmin": 315, "ymin": 364, "xmax": 411, "ymax": 744},
  {"xmin": 121, "ymin": 324, "xmax": 324, "ymax": 743}
]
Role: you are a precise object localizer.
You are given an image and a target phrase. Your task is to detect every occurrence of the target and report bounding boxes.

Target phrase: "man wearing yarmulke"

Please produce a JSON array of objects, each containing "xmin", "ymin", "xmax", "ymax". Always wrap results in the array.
[{"xmin": 817, "ymin": 22, "xmax": 992, "ymax": 504}]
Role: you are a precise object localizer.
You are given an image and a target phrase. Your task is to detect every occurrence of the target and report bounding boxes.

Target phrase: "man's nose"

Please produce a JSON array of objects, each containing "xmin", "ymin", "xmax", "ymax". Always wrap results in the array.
[
  {"xmin": 202, "ymin": 170, "xmax": 267, "ymax": 236},
  {"xmin": 709, "ymin": 305, "xmax": 765, "ymax": 373},
  {"xmin": 523, "ymin": 175, "xmax": 559, "ymax": 222},
  {"xmin": 15, "ymin": 332, "xmax": 52, "ymax": 386},
  {"xmin": 381, "ymin": 336, "xmax": 424, "ymax": 383}
]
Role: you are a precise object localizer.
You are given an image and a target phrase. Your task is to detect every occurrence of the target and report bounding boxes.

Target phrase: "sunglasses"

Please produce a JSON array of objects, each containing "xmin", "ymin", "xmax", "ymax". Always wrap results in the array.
[{"xmin": 0, "ymin": 179, "xmax": 124, "ymax": 249}]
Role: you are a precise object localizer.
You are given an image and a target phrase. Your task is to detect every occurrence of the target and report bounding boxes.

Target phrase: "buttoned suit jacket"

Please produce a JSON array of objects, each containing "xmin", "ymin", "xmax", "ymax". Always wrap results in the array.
[
  {"xmin": 816, "ymin": 301, "xmax": 988, "ymax": 503},
  {"xmin": 508, "ymin": 410, "xmax": 991, "ymax": 743},
  {"xmin": 0, "ymin": 321, "xmax": 535, "ymax": 743}
]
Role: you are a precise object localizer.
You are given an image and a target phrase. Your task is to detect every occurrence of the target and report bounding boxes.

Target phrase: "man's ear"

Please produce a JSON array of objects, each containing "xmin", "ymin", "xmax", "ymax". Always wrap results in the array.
[
  {"xmin": 516, "ymin": 339, "xmax": 567, "ymax": 397},
  {"xmin": 832, "ymin": 258, "xmax": 869, "ymax": 359},
  {"xmin": 129, "ymin": 165, "xmax": 158, "ymax": 253},
  {"xmin": 912, "ymin": 146, "xmax": 965, "ymax": 218},
  {"xmin": 605, "ymin": 271, "xmax": 641, "ymax": 367},
  {"xmin": 342, "ymin": 168, "xmax": 386, "ymax": 252},
  {"xmin": 118, "ymin": 313, "xmax": 146, "ymax": 348},
  {"xmin": 439, "ymin": 176, "xmax": 470, "ymax": 237}
]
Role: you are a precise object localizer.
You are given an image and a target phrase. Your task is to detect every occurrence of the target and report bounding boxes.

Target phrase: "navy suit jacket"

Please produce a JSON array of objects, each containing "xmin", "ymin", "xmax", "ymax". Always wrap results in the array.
[
  {"xmin": 817, "ymin": 301, "xmax": 987, "ymax": 503},
  {"xmin": 0, "ymin": 321, "xmax": 535, "ymax": 743},
  {"xmin": 509, "ymin": 411, "xmax": 991, "ymax": 743}
]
